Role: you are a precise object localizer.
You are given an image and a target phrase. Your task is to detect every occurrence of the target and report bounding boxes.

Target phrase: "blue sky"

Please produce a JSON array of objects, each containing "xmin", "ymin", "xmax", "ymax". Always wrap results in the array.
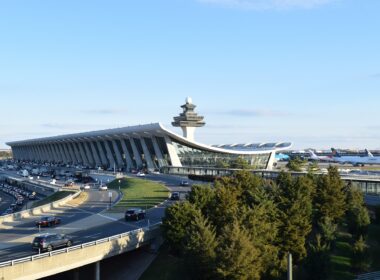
[{"xmin": 0, "ymin": 0, "xmax": 379, "ymax": 149}]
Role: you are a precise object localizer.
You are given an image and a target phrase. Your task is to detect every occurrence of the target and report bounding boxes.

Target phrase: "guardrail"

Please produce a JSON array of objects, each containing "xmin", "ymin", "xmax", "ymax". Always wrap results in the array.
[
  {"xmin": 0, "ymin": 190, "xmax": 81, "ymax": 226},
  {"xmin": 356, "ymin": 271, "xmax": 380, "ymax": 280},
  {"xmin": 0, "ymin": 223, "xmax": 161, "ymax": 268}
]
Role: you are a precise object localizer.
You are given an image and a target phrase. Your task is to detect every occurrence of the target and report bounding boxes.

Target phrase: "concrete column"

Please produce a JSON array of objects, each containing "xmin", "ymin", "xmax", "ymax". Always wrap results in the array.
[
  {"xmin": 47, "ymin": 144, "xmax": 58, "ymax": 162},
  {"xmin": 72, "ymin": 142, "xmax": 84, "ymax": 164},
  {"xmin": 83, "ymin": 141, "xmax": 95, "ymax": 167},
  {"xmin": 95, "ymin": 261, "xmax": 100, "ymax": 280},
  {"xmin": 53, "ymin": 143, "xmax": 64, "ymax": 163},
  {"xmin": 151, "ymin": 137, "xmax": 165, "ymax": 167},
  {"xmin": 67, "ymin": 142, "xmax": 79, "ymax": 163},
  {"xmin": 119, "ymin": 138, "xmax": 134, "ymax": 170},
  {"xmin": 89, "ymin": 141, "xmax": 102, "ymax": 167},
  {"xmin": 63, "ymin": 142, "xmax": 74, "ymax": 163},
  {"xmin": 57, "ymin": 142, "xmax": 70, "ymax": 164},
  {"xmin": 96, "ymin": 141, "xmax": 108, "ymax": 167},
  {"xmin": 266, "ymin": 152, "xmax": 276, "ymax": 170},
  {"xmin": 36, "ymin": 145, "xmax": 46, "ymax": 162},
  {"xmin": 52, "ymin": 143, "xmax": 61, "ymax": 162},
  {"xmin": 164, "ymin": 136, "xmax": 182, "ymax": 167},
  {"xmin": 30, "ymin": 146, "xmax": 39, "ymax": 161},
  {"xmin": 103, "ymin": 140, "xmax": 116, "ymax": 168},
  {"xmin": 140, "ymin": 138, "xmax": 155, "ymax": 170},
  {"xmin": 57, "ymin": 143, "xmax": 69, "ymax": 164},
  {"xmin": 129, "ymin": 138, "xmax": 143, "ymax": 168},
  {"xmin": 40, "ymin": 145, "xmax": 50, "ymax": 161},
  {"xmin": 65, "ymin": 142, "xmax": 76, "ymax": 163},
  {"xmin": 26, "ymin": 146, "xmax": 33, "ymax": 161},
  {"xmin": 77, "ymin": 141, "xmax": 90, "ymax": 166},
  {"xmin": 111, "ymin": 139, "xmax": 124, "ymax": 168}
]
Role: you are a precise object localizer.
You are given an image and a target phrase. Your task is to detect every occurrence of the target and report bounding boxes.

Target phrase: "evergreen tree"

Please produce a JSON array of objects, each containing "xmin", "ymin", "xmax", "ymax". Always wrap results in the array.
[
  {"xmin": 346, "ymin": 186, "xmax": 370, "ymax": 237},
  {"xmin": 215, "ymin": 222, "xmax": 263, "ymax": 280},
  {"xmin": 301, "ymin": 234, "xmax": 331, "ymax": 280},
  {"xmin": 351, "ymin": 236, "xmax": 371, "ymax": 273},
  {"xmin": 275, "ymin": 173, "xmax": 314, "ymax": 263},
  {"xmin": 185, "ymin": 211, "xmax": 218, "ymax": 278},
  {"xmin": 162, "ymin": 202, "xmax": 199, "ymax": 254},
  {"xmin": 187, "ymin": 184, "xmax": 215, "ymax": 217},
  {"xmin": 314, "ymin": 166, "xmax": 346, "ymax": 224}
]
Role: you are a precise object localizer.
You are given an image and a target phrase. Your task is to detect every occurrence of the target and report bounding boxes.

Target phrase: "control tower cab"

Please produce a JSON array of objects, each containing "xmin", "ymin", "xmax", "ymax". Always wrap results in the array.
[{"xmin": 172, "ymin": 97, "xmax": 205, "ymax": 141}]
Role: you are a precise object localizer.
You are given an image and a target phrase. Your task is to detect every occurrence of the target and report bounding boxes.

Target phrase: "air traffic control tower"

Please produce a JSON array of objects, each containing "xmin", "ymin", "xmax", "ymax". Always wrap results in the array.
[{"xmin": 172, "ymin": 97, "xmax": 205, "ymax": 141}]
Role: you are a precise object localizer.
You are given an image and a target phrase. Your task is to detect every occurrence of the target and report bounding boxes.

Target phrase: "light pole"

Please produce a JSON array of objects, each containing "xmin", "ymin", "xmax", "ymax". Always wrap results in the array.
[{"xmin": 118, "ymin": 179, "xmax": 121, "ymax": 192}]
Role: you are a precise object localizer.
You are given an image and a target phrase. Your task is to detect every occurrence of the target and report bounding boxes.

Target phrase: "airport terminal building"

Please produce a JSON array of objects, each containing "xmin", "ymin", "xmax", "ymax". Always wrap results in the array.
[{"xmin": 6, "ymin": 99, "xmax": 291, "ymax": 171}]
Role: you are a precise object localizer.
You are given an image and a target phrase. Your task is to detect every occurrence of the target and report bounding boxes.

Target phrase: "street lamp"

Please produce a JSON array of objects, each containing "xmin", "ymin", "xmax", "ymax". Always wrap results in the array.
[{"xmin": 118, "ymin": 179, "xmax": 121, "ymax": 191}]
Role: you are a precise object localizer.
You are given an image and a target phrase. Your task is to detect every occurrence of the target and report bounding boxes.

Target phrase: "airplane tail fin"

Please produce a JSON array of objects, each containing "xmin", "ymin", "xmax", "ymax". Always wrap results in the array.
[
  {"xmin": 308, "ymin": 150, "xmax": 318, "ymax": 159},
  {"xmin": 331, "ymin": 148, "xmax": 341, "ymax": 157},
  {"xmin": 365, "ymin": 149, "xmax": 374, "ymax": 157}
]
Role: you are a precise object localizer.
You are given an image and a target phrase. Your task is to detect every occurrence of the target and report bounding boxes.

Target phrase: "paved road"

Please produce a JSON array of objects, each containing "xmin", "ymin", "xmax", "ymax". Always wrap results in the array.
[
  {"xmin": 0, "ymin": 192, "xmax": 14, "ymax": 213},
  {"xmin": 0, "ymin": 172, "xmax": 191, "ymax": 263}
]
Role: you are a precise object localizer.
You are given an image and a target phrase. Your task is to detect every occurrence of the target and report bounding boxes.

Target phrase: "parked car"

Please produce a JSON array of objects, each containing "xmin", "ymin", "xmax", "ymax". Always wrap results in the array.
[
  {"xmin": 35, "ymin": 216, "xmax": 61, "ymax": 227},
  {"xmin": 179, "ymin": 180, "xmax": 189, "ymax": 186},
  {"xmin": 99, "ymin": 185, "xmax": 108, "ymax": 191},
  {"xmin": 136, "ymin": 172, "xmax": 146, "ymax": 177},
  {"xmin": 125, "ymin": 208, "xmax": 146, "ymax": 221},
  {"xmin": 32, "ymin": 233, "xmax": 73, "ymax": 252},
  {"xmin": 170, "ymin": 192, "xmax": 180, "ymax": 201}
]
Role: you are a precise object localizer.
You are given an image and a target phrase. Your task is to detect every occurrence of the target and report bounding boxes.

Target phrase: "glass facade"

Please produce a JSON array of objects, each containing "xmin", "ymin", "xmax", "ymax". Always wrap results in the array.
[
  {"xmin": 170, "ymin": 138, "xmax": 271, "ymax": 169},
  {"xmin": 155, "ymin": 137, "xmax": 170, "ymax": 166}
]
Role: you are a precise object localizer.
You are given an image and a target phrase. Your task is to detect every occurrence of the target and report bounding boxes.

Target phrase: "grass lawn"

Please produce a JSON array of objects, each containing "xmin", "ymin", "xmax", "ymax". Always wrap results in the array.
[
  {"xmin": 107, "ymin": 177, "xmax": 169, "ymax": 212},
  {"xmin": 32, "ymin": 191, "xmax": 75, "ymax": 208},
  {"xmin": 139, "ymin": 244, "xmax": 191, "ymax": 280}
]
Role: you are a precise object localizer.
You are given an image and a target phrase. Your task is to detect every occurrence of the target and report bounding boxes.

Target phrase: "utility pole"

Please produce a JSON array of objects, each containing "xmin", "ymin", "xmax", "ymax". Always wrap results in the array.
[{"xmin": 288, "ymin": 253, "xmax": 293, "ymax": 280}]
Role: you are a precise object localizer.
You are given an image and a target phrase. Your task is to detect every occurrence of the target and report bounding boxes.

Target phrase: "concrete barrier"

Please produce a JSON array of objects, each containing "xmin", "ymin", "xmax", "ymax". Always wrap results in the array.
[
  {"xmin": 0, "ymin": 191, "xmax": 81, "ymax": 226},
  {"xmin": 0, "ymin": 224, "xmax": 161, "ymax": 280}
]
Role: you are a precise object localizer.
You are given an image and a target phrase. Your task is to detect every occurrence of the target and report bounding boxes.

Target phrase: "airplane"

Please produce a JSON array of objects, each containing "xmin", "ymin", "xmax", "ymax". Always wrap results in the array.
[
  {"xmin": 331, "ymin": 148, "xmax": 380, "ymax": 166},
  {"xmin": 308, "ymin": 150, "xmax": 335, "ymax": 162}
]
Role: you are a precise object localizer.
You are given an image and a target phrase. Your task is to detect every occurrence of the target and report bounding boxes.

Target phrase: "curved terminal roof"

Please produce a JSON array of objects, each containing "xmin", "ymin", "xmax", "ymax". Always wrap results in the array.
[{"xmin": 7, "ymin": 123, "xmax": 292, "ymax": 155}]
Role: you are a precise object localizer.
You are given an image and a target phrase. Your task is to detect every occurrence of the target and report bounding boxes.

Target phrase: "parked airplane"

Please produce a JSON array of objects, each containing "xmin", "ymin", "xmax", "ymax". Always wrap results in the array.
[
  {"xmin": 331, "ymin": 148, "xmax": 380, "ymax": 165},
  {"xmin": 308, "ymin": 150, "xmax": 335, "ymax": 162}
]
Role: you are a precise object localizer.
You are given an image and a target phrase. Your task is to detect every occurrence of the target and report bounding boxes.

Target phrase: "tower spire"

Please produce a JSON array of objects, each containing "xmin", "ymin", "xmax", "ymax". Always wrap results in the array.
[{"xmin": 172, "ymin": 97, "xmax": 205, "ymax": 141}]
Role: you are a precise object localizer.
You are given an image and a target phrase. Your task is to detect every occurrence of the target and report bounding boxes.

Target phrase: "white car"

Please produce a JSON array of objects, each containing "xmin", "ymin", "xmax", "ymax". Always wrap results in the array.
[
  {"xmin": 99, "ymin": 185, "xmax": 108, "ymax": 191},
  {"xmin": 83, "ymin": 185, "xmax": 91, "ymax": 190},
  {"xmin": 136, "ymin": 172, "xmax": 146, "ymax": 177}
]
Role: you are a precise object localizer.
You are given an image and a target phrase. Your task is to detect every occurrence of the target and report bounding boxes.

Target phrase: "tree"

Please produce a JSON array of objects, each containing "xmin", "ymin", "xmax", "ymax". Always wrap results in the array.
[
  {"xmin": 230, "ymin": 157, "xmax": 250, "ymax": 169},
  {"xmin": 161, "ymin": 202, "xmax": 199, "ymax": 254},
  {"xmin": 185, "ymin": 211, "xmax": 218, "ymax": 278},
  {"xmin": 301, "ymin": 234, "xmax": 331, "ymax": 280},
  {"xmin": 187, "ymin": 184, "xmax": 215, "ymax": 217},
  {"xmin": 286, "ymin": 157, "xmax": 307, "ymax": 172},
  {"xmin": 351, "ymin": 236, "xmax": 371, "ymax": 273},
  {"xmin": 308, "ymin": 161, "xmax": 320, "ymax": 173},
  {"xmin": 275, "ymin": 173, "xmax": 314, "ymax": 263},
  {"xmin": 314, "ymin": 166, "xmax": 347, "ymax": 224},
  {"xmin": 346, "ymin": 186, "xmax": 370, "ymax": 237},
  {"xmin": 215, "ymin": 222, "xmax": 263, "ymax": 280}
]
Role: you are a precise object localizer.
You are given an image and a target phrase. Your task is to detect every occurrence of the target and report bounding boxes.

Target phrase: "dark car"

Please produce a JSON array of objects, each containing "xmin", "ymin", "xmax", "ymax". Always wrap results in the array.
[
  {"xmin": 170, "ymin": 192, "xmax": 180, "ymax": 201},
  {"xmin": 35, "ymin": 216, "xmax": 61, "ymax": 227},
  {"xmin": 179, "ymin": 180, "xmax": 189, "ymax": 186},
  {"xmin": 32, "ymin": 233, "xmax": 73, "ymax": 252},
  {"xmin": 125, "ymin": 208, "xmax": 146, "ymax": 221}
]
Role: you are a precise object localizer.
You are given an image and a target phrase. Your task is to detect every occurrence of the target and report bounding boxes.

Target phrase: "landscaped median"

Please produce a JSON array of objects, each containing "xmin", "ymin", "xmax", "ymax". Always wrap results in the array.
[
  {"xmin": 107, "ymin": 177, "xmax": 169, "ymax": 212},
  {"xmin": 32, "ymin": 191, "xmax": 76, "ymax": 208}
]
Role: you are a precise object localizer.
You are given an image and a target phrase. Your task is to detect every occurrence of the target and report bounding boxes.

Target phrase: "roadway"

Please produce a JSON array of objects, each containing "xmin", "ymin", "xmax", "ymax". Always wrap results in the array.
[
  {"xmin": 0, "ymin": 192, "xmax": 14, "ymax": 214},
  {"xmin": 0, "ymin": 172, "xmax": 192, "ymax": 264}
]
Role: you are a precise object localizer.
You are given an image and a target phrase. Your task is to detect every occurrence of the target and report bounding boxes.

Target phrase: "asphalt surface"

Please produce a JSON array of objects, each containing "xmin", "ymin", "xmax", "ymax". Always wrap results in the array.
[
  {"xmin": 0, "ymin": 172, "xmax": 192, "ymax": 263},
  {"xmin": 0, "ymin": 192, "xmax": 14, "ymax": 213}
]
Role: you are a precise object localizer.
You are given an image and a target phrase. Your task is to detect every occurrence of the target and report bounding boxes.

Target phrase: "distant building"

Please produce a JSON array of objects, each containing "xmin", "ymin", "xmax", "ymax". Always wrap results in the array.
[{"xmin": 7, "ymin": 98, "xmax": 291, "ymax": 171}]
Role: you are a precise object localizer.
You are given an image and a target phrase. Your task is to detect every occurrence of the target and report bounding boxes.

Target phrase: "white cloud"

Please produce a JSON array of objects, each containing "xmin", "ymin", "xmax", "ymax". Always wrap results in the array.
[{"xmin": 198, "ymin": 0, "xmax": 334, "ymax": 10}]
